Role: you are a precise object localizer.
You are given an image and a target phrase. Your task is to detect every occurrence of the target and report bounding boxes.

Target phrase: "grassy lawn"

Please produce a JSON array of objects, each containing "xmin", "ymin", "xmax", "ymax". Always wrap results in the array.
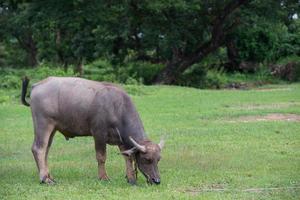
[{"xmin": 0, "ymin": 83, "xmax": 300, "ymax": 199}]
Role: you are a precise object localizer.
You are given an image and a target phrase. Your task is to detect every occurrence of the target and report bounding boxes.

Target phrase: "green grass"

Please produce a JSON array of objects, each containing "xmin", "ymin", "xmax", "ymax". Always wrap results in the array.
[{"xmin": 1, "ymin": 83, "xmax": 300, "ymax": 199}]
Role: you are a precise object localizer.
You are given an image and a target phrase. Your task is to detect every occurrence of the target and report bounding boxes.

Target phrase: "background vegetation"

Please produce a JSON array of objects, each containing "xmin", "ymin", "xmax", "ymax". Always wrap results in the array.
[
  {"xmin": 1, "ymin": 1, "xmax": 300, "ymax": 199},
  {"xmin": 0, "ymin": 0, "xmax": 299, "ymax": 88}
]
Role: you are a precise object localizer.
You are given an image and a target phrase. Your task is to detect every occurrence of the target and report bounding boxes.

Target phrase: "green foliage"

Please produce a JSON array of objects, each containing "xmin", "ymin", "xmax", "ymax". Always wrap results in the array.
[
  {"xmin": 1, "ymin": 0, "xmax": 299, "ymax": 85},
  {"xmin": 277, "ymin": 19, "xmax": 300, "ymax": 58},
  {"xmin": 0, "ymin": 91, "xmax": 10, "ymax": 104},
  {"xmin": 273, "ymin": 56, "xmax": 300, "ymax": 82},
  {"xmin": 0, "ymin": 41, "xmax": 27, "ymax": 67},
  {"xmin": 125, "ymin": 61, "xmax": 164, "ymax": 85},
  {"xmin": 0, "ymin": 64, "xmax": 76, "ymax": 90},
  {"xmin": 179, "ymin": 48, "xmax": 225, "ymax": 88},
  {"xmin": 228, "ymin": 4, "xmax": 300, "ymax": 64},
  {"xmin": 277, "ymin": 55, "xmax": 300, "ymax": 65},
  {"xmin": 180, "ymin": 64, "xmax": 207, "ymax": 88},
  {"xmin": 84, "ymin": 59, "xmax": 163, "ymax": 85},
  {"xmin": 0, "ymin": 74, "xmax": 20, "ymax": 89},
  {"xmin": 226, "ymin": 65, "xmax": 279, "ymax": 84},
  {"xmin": 82, "ymin": 59, "xmax": 117, "ymax": 82},
  {"xmin": 179, "ymin": 62, "xmax": 280, "ymax": 89},
  {"xmin": 180, "ymin": 63, "xmax": 228, "ymax": 89},
  {"xmin": 290, "ymin": 63, "xmax": 300, "ymax": 82},
  {"xmin": 235, "ymin": 22, "xmax": 282, "ymax": 62},
  {"xmin": 123, "ymin": 85, "xmax": 146, "ymax": 96},
  {"xmin": 30, "ymin": 65, "xmax": 76, "ymax": 79},
  {"xmin": 205, "ymin": 70, "xmax": 227, "ymax": 89}
]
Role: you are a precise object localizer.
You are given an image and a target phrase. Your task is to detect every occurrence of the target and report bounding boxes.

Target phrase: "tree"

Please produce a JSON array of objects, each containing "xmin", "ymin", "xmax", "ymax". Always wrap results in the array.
[
  {"xmin": 0, "ymin": 1, "xmax": 38, "ymax": 67},
  {"xmin": 223, "ymin": 0, "xmax": 300, "ymax": 71},
  {"xmin": 150, "ymin": 0, "xmax": 250, "ymax": 84},
  {"xmin": 1, "ymin": 0, "xmax": 299, "ymax": 84},
  {"xmin": 97, "ymin": 0, "xmax": 300, "ymax": 83},
  {"xmin": 30, "ymin": 0, "xmax": 101, "ymax": 75},
  {"xmin": 92, "ymin": 0, "xmax": 250, "ymax": 84}
]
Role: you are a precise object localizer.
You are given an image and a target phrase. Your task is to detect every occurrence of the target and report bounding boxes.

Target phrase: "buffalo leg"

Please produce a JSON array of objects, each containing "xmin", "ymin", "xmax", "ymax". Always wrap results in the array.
[
  {"xmin": 119, "ymin": 145, "xmax": 136, "ymax": 184},
  {"xmin": 45, "ymin": 131, "xmax": 55, "ymax": 181},
  {"xmin": 94, "ymin": 139, "xmax": 109, "ymax": 180},
  {"xmin": 31, "ymin": 119, "xmax": 55, "ymax": 184}
]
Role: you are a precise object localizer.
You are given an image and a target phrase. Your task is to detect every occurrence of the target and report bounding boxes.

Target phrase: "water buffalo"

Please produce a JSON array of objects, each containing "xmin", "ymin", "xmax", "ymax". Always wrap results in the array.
[{"xmin": 21, "ymin": 77, "xmax": 164, "ymax": 185}]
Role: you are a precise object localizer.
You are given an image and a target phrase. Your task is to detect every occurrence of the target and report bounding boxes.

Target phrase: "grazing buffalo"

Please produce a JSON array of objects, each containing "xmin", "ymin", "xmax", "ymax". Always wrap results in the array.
[{"xmin": 21, "ymin": 77, "xmax": 164, "ymax": 185}]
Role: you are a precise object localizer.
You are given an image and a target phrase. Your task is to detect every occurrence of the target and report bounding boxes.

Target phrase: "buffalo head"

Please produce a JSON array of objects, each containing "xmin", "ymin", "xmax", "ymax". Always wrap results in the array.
[{"xmin": 122, "ymin": 137, "xmax": 164, "ymax": 185}]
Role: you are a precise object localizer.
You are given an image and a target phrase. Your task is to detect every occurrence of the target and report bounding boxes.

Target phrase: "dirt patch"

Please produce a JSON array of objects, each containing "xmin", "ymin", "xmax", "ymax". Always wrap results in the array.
[
  {"xmin": 180, "ymin": 186, "xmax": 300, "ymax": 195},
  {"xmin": 253, "ymin": 87, "xmax": 292, "ymax": 92},
  {"xmin": 229, "ymin": 113, "xmax": 300, "ymax": 122},
  {"xmin": 228, "ymin": 102, "xmax": 300, "ymax": 110},
  {"xmin": 181, "ymin": 184, "xmax": 225, "ymax": 196},
  {"xmin": 224, "ymin": 82, "xmax": 293, "ymax": 91}
]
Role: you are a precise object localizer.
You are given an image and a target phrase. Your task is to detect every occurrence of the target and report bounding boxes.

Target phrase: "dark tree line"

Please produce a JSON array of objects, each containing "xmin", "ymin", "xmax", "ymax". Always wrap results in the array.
[{"xmin": 0, "ymin": 0, "xmax": 299, "ymax": 84}]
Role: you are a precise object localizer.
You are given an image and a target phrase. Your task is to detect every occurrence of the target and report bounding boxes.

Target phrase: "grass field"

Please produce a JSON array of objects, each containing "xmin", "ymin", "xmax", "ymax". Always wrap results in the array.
[{"xmin": 1, "ymin": 83, "xmax": 300, "ymax": 199}]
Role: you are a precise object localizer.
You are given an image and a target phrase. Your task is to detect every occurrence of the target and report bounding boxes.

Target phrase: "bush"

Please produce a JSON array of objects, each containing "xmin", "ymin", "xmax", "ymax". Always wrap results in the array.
[
  {"xmin": 178, "ymin": 61, "xmax": 283, "ymax": 89},
  {"xmin": 33, "ymin": 65, "xmax": 76, "ymax": 78},
  {"xmin": 179, "ymin": 64, "xmax": 227, "ymax": 89},
  {"xmin": 0, "ymin": 64, "xmax": 76, "ymax": 90},
  {"xmin": 0, "ymin": 74, "xmax": 20, "ymax": 89},
  {"xmin": 123, "ymin": 85, "xmax": 146, "ymax": 96},
  {"xmin": 85, "ymin": 59, "xmax": 163, "ymax": 85},
  {"xmin": 84, "ymin": 59, "xmax": 117, "ymax": 82},
  {"xmin": 271, "ymin": 56, "xmax": 300, "ymax": 82},
  {"xmin": 0, "ymin": 92, "xmax": 10, "ymax": 104},
  {"xmin": 125, "ymin": 61, "xmax": 164, "ymax": 85},
  {"xmin": 205, "ymin": 70, "xmax": 227, "ymax": 89},
  {"xmin": 276, "ymin": 20, "xmax": 300, "ymax": 58},
  {"xmin": 179, "ymin": 64, "xmax": 207, "ymax": 88}
]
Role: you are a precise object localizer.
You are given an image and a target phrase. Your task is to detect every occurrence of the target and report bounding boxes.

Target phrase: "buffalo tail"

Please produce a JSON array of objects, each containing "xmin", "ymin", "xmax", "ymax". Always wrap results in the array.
[{"xmin": 21, "ymin": 76, "xmax": 30, "ymax": 106}]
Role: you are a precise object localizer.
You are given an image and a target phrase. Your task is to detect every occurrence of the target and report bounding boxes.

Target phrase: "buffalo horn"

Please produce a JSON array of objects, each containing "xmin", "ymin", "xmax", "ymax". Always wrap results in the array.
[{"xmin": 129, "ymin": 137, "xmax": 146, "ymax": 153}]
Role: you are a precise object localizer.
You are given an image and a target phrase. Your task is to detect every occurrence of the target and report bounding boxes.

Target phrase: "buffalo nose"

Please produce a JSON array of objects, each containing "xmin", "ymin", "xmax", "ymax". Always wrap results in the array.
[{"xmin": 152, "ymin": 178, "xmax": 160, "ymax": 185}]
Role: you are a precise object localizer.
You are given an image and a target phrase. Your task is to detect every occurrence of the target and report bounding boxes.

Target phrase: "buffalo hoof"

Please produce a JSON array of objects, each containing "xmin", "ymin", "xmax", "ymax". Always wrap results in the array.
[
  {"xmin": 99, "ymin": 175, "xmax": 110, "ymax": 181},
  {"xmin": 40, "ymin": 175, "xmax": 56, "ymax": 185},
  {"xmin": 127, "ymin": 179, "xmax": 136, "ymax": 185},
  {"xmin": 125, "ymin": 175, "xmax": 136, "ymax": 185}
]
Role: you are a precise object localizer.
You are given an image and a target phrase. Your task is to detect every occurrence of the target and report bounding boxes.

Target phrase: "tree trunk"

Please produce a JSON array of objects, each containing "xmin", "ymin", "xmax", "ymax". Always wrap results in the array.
[
  {"xmin": 15, "ymin": 33, "xmax": 38, "ymax": 67},
  {"xmin": 56, "ymin": 28, "xmax": 68, "ymax": 68},
  {"xmin": 28, "ymin": 46, "xmax": 38, "ymax": 67},
  {"xmin": 63, "ymin": 62, "xmax": 68, "ymax": 72},
  {"xmin": 153, "ymin": 0, "xmax": 249, "ymax": 84},
  {"xmin": 153, "ymin": 61, "xmax": 181, "ymax": 84},
  {"xmin": 225, "ymin": 39, "xmax": 240, "ymax": 71},
  {"xmin": 75, "ymin": 58, "xmax": 84, "ymax": 77},
  {"xmin": 23, "ymin": 35, "xmax": 38, "ymax": 67},
  {"xmin": 153, "ymin": 42, "xmax": 218, "ymax": 84}
]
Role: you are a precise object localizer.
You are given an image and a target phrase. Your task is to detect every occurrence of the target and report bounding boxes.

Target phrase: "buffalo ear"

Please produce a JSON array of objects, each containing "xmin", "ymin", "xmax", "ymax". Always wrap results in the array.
[{"xmin": 121, "ymin": 147, "xmax": 137, "ymax": 156}]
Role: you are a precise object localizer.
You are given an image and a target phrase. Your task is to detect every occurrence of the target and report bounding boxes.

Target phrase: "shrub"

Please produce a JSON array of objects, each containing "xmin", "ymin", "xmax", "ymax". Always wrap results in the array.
[
  {"xmin": 180, "ymin": 64, "xmax": 207, "ymax": 88},
  {"xmin": 0, "ymin": 64, "xmax": 76, "ymax": 90},
  {"xmin": 84, "ymin": 59, "xmax": 117, "ymax": 82},
  {"xmin": 0, "ymin": 74, "xmax": 20, "ymax": 89},
  {"xmin": 271, "ymin": 56, "xmax": 300, "ymax": 82},
  {"xmin": 205, "ymin": 70, "xmax": 227, "ymax": 89},
  {"xmin": 85, "ymin": 60, "xmax": 163, "ymax": 85},
  {"xmin": 0, "ymin": 92, "xmax": 10, "ymax": 104},
  {"xmin": 125, "ymin": 61, "xmax": 164, "ymax": 85},
  {"xmin": 179, "ymin": 63, "xmax": 227, "ymax": 89},
  {"xmin": 123, "ymin": 85, "xmax": 146, "ymax": 96}
]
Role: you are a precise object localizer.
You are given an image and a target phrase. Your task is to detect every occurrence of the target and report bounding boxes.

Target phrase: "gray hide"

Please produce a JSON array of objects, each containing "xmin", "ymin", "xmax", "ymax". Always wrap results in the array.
[{"xmin": 22, "ymin": 77, "xmax": 163, "ymax": 185}]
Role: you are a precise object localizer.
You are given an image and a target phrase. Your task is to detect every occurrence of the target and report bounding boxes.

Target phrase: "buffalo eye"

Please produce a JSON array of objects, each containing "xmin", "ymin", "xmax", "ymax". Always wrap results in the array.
[{"xmin": 144, "ymin": 158, "xmax": 152, "ymax": 164}]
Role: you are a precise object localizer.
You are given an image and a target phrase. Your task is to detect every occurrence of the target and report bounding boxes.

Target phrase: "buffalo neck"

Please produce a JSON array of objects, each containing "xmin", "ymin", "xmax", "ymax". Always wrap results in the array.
[{"xmin": 120, "ymin": 97, "xmax": 147, "ymax": 149}]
